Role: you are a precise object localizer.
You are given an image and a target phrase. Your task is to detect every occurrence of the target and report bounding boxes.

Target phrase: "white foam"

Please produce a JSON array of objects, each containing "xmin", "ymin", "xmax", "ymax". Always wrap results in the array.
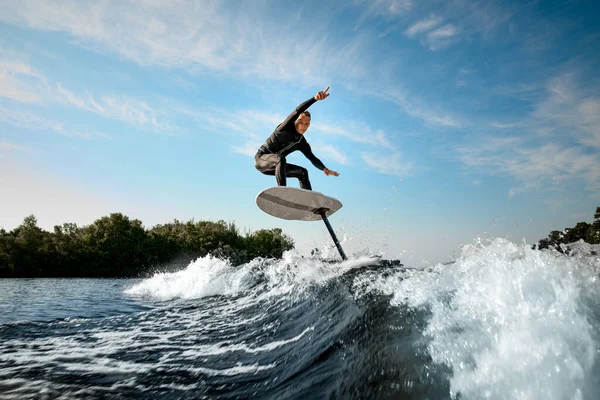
[
  {"xmin": 125, "ymin": 255, "xmax": 255, "ymax": 300},
  {"xmin": 188, "ymin": 363, "xmax": 276, "ymax": 377},
  {"xmin": 359, "ymin": 237, "xmax": 599, "ymax": 400},
  {"xmin": 125, "ymin": 252, "xmax": 381, "ymax": 302},
  {"xmin": 179, "ymin": 326, "xmax": 315, "ymax": 357}
]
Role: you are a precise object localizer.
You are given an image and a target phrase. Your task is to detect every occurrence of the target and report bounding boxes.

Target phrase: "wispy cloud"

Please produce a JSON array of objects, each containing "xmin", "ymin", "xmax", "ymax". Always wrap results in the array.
[
  {"xmin": 315, "ymin": 145, "xmax": 350, "ymax": 165},
  {"xmin": 489, "ymin": 121, "xmax": 530, "ymax": 130},
  {"xmin": 0, "ymin": 105, "xmax": 109, "ymax": 139},
  {"xmin": 175, "ymin": 106, "xmax": 281, "ymax": 139},
  {"xmin": 0, "ymin": 105, "xmax": 67, "ymax": 135},
  {"xmin": 426, "ymin": 24, "xmax": 460, "ymax": 50},
  {"xmin": 0, "ymin": 60, "xmax": 46, "ymax": 102},
  {"xmin": 361, "ymin": 85, "xmax": 464, "ymax": 128},
  {"xmin": 0, "ymin": 57, "xmax": 175, "ymax": 133},
  {"xmin": 457, "ymin": 138, "xmax": 600, "ymax": 196},
  {"xmin": 405, "ymin": 17, "xmax": 441, "ymax": 37},
  {"xmin": 0, "ymin": 1, "xmax": 462, "ymax": 130},
  {"xmin": 0, "ymin": 60, "xmax": 44, "ymax": 79},
  {"xmin": 404, "ymin": 17, "xmax": 460, "ymax": 50},
  {"xmin": 534, "ymin": 73, "xmax": 600, "ymax": 150},
  {"xmin": 315, "ymin": 121, "xmax": 396, "ymax": 149},
  {"xmin": 361, "ymin": 151, "xmax": 413, "ymax": 177},
  {"xmin": 456, "ymin": 70, "xmax": 600, "ymax": 196},
  {"xmin": 0, "ymin": 71, "xmax": 38, "ymax": 102},
  {"xmin": 232, "ymin": 141, "xmax": 261, "ymax": 157},
  {"xmin": 355, "ymin": 0, "xmax": 413, "ymax": 21},
  {"xmin": 0, "ymin": 1, "xmax": 339, "ymax": 84},
  {"xmin": 190, "ymin": 106, "xmax": 399, "ymax": 172},
  {"xmin": 401, "ymin": 0, "xmax": 516, "ymax": 51},
  {"xmin": 54, "ymin": 82, "xmax": 175, "ymax": 132}
]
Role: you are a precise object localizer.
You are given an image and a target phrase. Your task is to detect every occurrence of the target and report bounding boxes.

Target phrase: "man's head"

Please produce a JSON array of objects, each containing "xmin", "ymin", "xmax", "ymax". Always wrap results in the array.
[{"xmin": 295, "ymin": 111, "xmax": 311, "ymax": 134}]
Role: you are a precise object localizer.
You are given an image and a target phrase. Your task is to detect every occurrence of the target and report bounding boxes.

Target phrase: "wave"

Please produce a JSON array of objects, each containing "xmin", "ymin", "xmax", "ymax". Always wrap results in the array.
[{"xmin": 2, "ymin": 238, "xmax": 598, "ymax": 399}]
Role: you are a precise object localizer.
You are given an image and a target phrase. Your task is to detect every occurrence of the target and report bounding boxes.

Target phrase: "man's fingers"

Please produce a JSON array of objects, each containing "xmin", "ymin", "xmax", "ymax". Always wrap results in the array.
[{"xmin": 315, "ymin": 87, "xmax": 330, "ymax": 100}]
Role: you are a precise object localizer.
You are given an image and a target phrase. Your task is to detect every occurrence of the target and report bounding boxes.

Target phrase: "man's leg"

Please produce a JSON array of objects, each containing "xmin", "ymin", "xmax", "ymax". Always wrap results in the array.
[
  {"xmin": 285, "ymin": 163, "xmax": 312, "ymax": 190},
  {"xmin": 255, "ymin": 153, "xmax": 312, "ymax": 190},
  {"xmin": 255, "ymin": 153, "xmax": 286, "ymax": 186}
]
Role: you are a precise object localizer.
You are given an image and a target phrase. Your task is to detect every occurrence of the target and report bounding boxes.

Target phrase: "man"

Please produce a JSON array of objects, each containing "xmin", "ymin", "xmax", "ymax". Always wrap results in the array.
[{"xmin": 254, "ymin": 86, "xmax": 339, "ymax": 191}]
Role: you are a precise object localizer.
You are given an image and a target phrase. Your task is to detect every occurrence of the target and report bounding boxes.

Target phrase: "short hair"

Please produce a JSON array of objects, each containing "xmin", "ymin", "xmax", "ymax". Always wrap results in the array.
[{"xmin": 300, "ymin": 111, "xmax": 311, "ymax": 118}]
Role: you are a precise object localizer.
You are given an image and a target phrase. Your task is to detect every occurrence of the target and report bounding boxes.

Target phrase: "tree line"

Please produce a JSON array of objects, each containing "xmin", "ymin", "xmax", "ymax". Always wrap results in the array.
[
  {"xmin": 0, "ymin": 213, "xmax": 294, "ymax": 278},
  {"xmin": 536, "ymin": 207, "xmax": 600, "ymax": 251}
]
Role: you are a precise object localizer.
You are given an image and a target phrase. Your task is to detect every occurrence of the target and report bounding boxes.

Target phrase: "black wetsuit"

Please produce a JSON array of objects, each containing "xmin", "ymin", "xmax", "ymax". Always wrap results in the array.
[{"xmin": 254, "ymin": 97, "xmax": 326, "ymax": 190}]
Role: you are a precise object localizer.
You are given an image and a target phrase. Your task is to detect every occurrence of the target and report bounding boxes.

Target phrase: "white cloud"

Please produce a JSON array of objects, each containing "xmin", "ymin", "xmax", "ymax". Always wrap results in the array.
[
  {"xmin": 315, "ymin": 121, "xmax": 396, "ymax": 149},
  {"xmin": 456, "ymin": 71, "xmax": 600, "ymax": 196},
  {"xmin": 199, "ymin": 107, "xmax": 401, "ymax": 173},
  {"xmin": 534, "ymin": 73, "xmax": 600, "ymax": 150},
  {"xmin": 405, "ymin": 17, "xmax": 441, "ymax": 37},
  {"xmin": 402, "ymin": 1, "xmax": 515, "ymax": 51},
  {"xmin": 0, "ymin": 60, "xmax": 43, "ymax": 79},
  {"xmin": 0, "ymin": 105, "xmax": 109, "ymax": 139},
  {"xmin": 0, "ymin": 105, "xmax": 67, "ymax": 135},
  {"xmin": 0, "ymin": 1, "xmax": 339, "ymax": 84},
  {"xmin": 360, "ymin": 85, "xmax": 464, "ymax": 128},
  {"xmin": 386, "ymin": 0, "xmax": 413, "ymax": 14},
  {"xmin": 426, "ymin": 24, "xmax": 460, "ymax": 50},
  {"xmin": 315, "ymin": 145, "xmax": 350, "ymax": 165},
  {"xmin": 176, "ymin": 107, "xmax": 281, "ymax": 140},
  {"xmin": 0, "ymin": 60, "xmax": 46, "ymax": 102},
  {"xmin": 0, "ymin": 0, "xmax": 462, "ymax": 130},
  {"xmin": 232, "ymin": 141, "xmax": 261, "ymax": 157},
  {"xmin": 457, "ymin": 139, "xmax": 600, "ymax": 196},
  {"xmin": 489, "ymin": 121, "xmax": 527, "ymax": 129},
  {"xmin": 53, "ymin": 82, "xmax": 176, "ymax": 132},
  {"xmin": 0, "ymin": 57, "xmax": 174, "ymax": 133},
  {"xmin": 355, "ymin": 0, "xmax": 413, "ymax": 21},
  {"xmin": 361, "ymin": 152, "xmax": 413, "ymax": 177},
  {"xmin": 0, "ymin": 71, "xmax": 38, "ymax": 102},
  {"xmin": 428, "ymin": 24, "xmax": 459, "ymax": 39}
]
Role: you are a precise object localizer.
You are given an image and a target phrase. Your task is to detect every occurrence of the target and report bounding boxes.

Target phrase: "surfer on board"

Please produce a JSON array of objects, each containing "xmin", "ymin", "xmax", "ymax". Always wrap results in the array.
[{"xmin": 254, "ymin": 87, "xmax": 340, "ymax": 191}]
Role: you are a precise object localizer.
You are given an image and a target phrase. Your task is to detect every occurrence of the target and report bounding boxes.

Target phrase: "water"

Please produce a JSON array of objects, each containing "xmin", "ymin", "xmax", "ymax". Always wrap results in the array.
[{"xmin": 1, "ymin": 238, "xmax": 599, "ymax": 399}]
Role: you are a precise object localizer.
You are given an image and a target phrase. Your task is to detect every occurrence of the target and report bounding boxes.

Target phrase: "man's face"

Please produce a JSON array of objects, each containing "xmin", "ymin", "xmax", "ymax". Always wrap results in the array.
[{"xmin": 295, "ymin": 115, "xmax": 311, "ymax": 134}]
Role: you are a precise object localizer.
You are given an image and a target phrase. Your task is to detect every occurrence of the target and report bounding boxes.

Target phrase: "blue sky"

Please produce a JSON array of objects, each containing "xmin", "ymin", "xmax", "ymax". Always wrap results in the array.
[{"xmin": 1, "ymin": 0, "xmax": 599, "ymax": 265}]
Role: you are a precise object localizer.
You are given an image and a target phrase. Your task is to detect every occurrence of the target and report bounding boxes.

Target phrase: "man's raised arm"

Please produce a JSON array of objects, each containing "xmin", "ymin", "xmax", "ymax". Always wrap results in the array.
[
  {"xmin": 275, "ymin": 87, "xmax": 330, "ymax": 132},
  {"xmin": 276, "ymin": 97, "xmax": 316, "ymax": 132}
]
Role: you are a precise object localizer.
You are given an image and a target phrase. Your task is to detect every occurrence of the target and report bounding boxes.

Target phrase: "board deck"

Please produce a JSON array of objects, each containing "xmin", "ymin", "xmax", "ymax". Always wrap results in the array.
[{"xmin": 256, "ymin": 187, "xmax": 343, "ymax": 221}]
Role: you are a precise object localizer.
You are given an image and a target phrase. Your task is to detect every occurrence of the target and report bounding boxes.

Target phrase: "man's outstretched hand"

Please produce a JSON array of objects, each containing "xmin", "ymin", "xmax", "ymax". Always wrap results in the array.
[
  {"xmin": 314, "ymin": 86, "xmax": 330, "ymax": 101},
  {"xmin": 324, "ymin": 168, "xmax": 339, "ymax": 177}
]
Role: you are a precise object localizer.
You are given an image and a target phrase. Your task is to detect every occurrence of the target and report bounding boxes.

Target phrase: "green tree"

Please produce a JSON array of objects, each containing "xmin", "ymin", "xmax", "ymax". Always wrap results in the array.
[
  {"xmin": 50, "ymin": 223, "xmax": 85, "ymax": 276},
  {"xmin": 80, "ymin": 213, "xmax": 150, "ymax": 276},
  {"xmin": 245, "ymin": 228, "xmax": 294, "ymax": 259},
  {"xmin": 537, "ymin": 207, "xmax": 600, "ymax": 251},
  {"xmin": 562, "ymin": 222, "xmax": 590, "ymax": 244},
  {"xmin": 8, "ymin": 216, "xmax": 53, "ymax": 277},
  {"xmin": 0, "ymin": 213, "xmax": 296, "ymax": 277},
  {"xmin": 0, "ymin": 228, "xmax": 14, "ymax": 275},
  {"xmin": 587, "ymin": 207, "xmax": 600, "ymax": 244}
]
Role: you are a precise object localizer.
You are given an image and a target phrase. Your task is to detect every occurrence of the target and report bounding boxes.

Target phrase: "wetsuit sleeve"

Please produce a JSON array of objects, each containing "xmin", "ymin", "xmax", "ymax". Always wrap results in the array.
[
  {"xmin": 276, "ymin": 97, "xmax": 317, "ymax": 132},
  {"xmin": 300, "ymin": 140, "xmax": 326, "ymax": 171}
]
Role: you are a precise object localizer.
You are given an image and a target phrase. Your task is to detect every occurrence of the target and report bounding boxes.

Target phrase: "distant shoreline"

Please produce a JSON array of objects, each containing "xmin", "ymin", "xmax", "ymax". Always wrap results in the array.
[{"xmin": 0, "ymin": 213, "xmax": 294, "ymax": 278}]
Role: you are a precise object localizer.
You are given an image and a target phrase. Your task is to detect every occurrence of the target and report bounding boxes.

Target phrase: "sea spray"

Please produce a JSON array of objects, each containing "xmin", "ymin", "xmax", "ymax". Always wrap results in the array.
[
  {"xmin": 126, "ymin": 251, "xmax": 379, "ymax": 301},
  {"xmin": 356, "ymin": 238, "xmax": 599, "ymax": 400}
]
